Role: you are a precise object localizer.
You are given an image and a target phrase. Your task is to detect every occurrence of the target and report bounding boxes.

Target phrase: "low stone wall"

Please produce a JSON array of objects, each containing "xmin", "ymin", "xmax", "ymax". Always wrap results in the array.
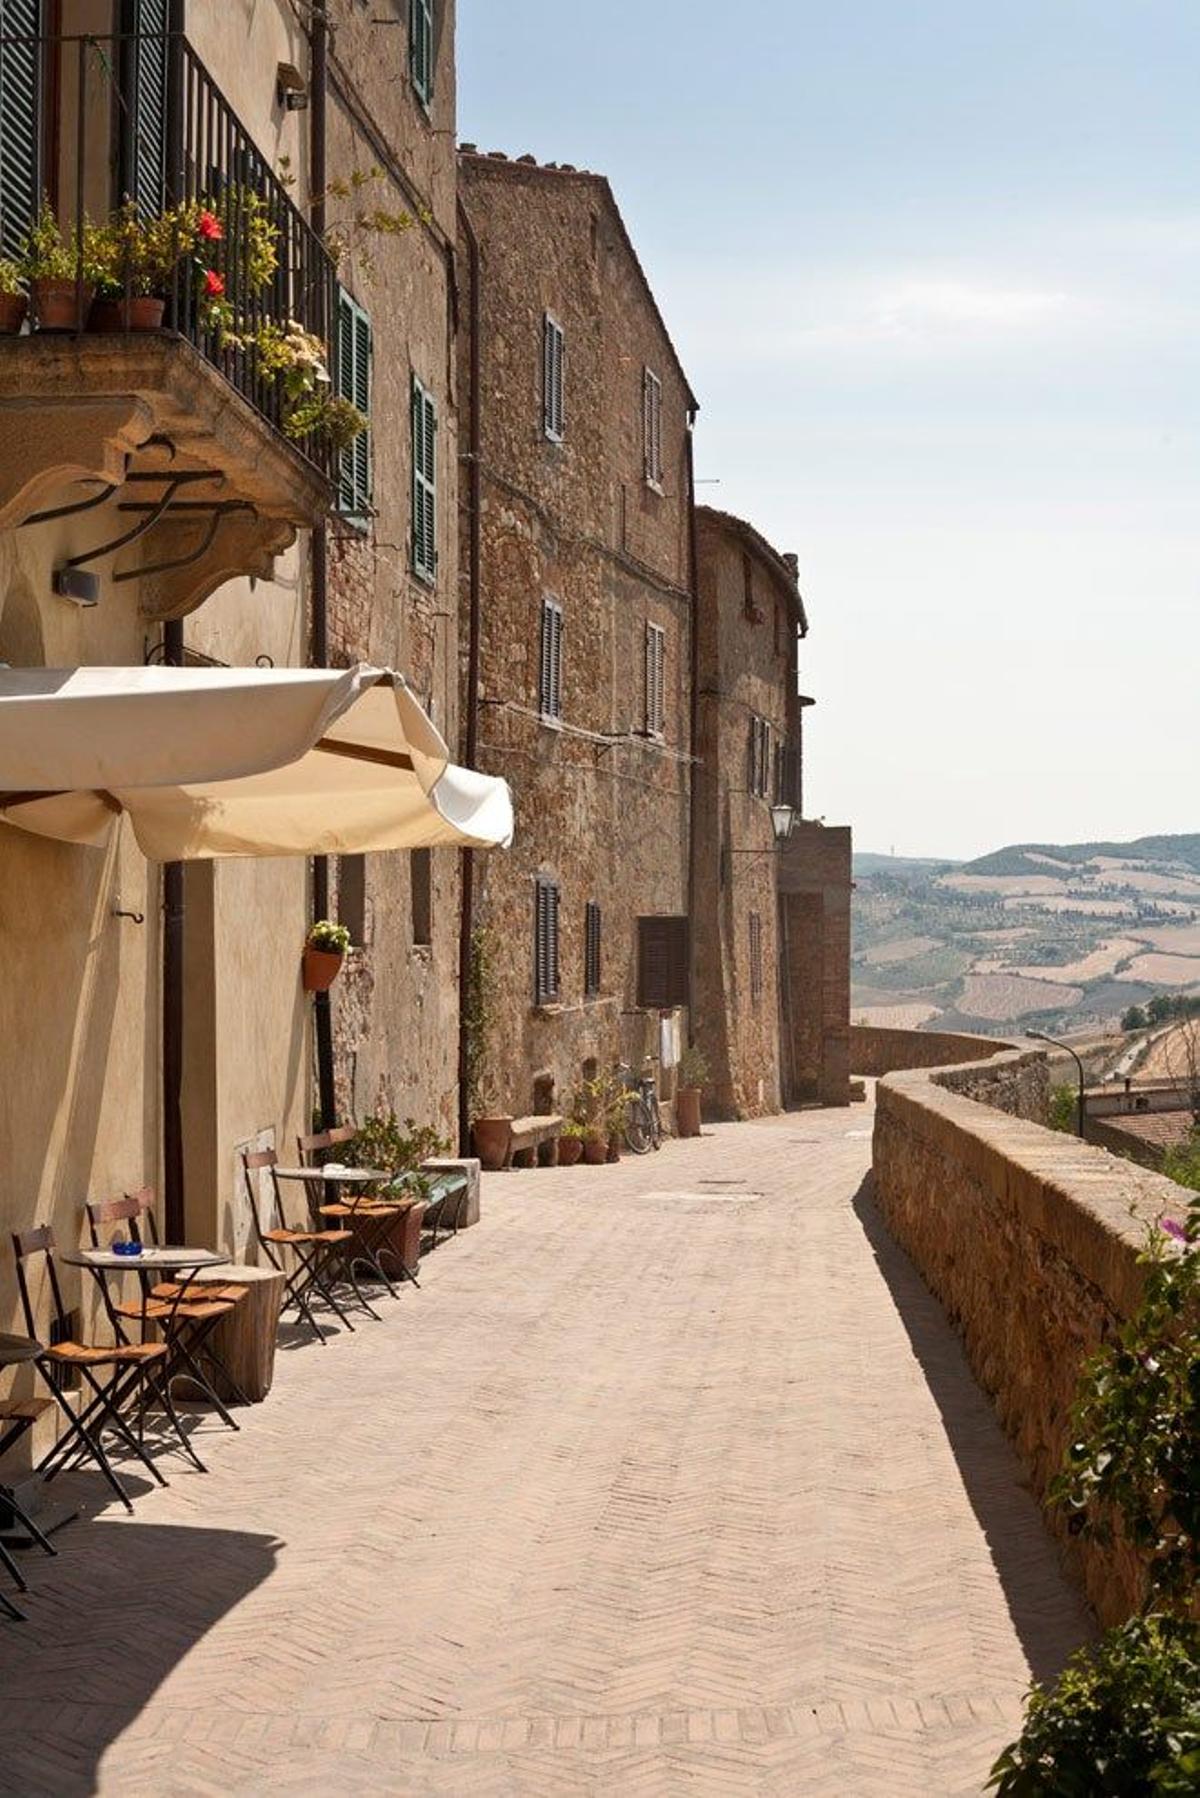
[
  {"xmin": 849, "ymin": 1023, "xmax": 1011, "ymax": 1078},
  {"xmin": 873, "ymin": 1046, "xmax": 1188, "ymax": 1625}
]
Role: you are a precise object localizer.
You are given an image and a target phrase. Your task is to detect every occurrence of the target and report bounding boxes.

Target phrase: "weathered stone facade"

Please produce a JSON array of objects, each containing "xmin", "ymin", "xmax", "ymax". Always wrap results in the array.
[
  {"xmin": 691, "ymin": 508, "xmax": 806, "ymax": 1117},
  {"xmin": 873, "ymin": 1043, "xmax": 1188, "ymax": 1623},
  {"xmin": 779, "ymin": 820, "xmax": 853, "ymax": 1105},
  {"xmin": 457, "ymin": 151, "xmax": 696, "ymax": 1118},
  {"xmin": 319, "ymin": 1, "xmax": 463, "ymax": 1142}
]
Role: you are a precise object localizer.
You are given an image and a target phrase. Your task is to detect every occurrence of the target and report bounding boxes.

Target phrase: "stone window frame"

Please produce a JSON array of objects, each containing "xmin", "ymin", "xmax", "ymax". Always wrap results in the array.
[
  {"xmin": 642, "ymin": 366, "xmax": 663, "ymax": 491},
  {"xmin": 543, "ymin": 311, "xmax": 565, "ymax": 442}
]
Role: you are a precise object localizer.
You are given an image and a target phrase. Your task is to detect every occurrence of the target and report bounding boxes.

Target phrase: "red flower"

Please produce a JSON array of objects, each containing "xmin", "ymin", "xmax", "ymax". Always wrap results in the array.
[
  {"xmin": 203, "ymin": 269, "xmax": 226, "ymax": 298},
  {"xmin": 197, "ymin": 210, "xmax": 223, "ymax": 242}
]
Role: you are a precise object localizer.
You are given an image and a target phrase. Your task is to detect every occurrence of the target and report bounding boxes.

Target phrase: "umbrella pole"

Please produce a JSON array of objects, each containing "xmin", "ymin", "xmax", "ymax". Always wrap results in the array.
[{"xmin": 162, "ymin": 621, "xmax": 186, "ymax": 1240}]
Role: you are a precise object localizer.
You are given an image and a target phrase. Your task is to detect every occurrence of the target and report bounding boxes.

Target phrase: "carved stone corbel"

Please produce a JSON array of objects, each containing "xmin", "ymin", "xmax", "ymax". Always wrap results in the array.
[
  {"xmin": 0, "ymin": 397, "xmax": 155, "ymax": 532},
  {"xmin": 136, "ymin": 510, "xmax": 298, "ymax": 622}
]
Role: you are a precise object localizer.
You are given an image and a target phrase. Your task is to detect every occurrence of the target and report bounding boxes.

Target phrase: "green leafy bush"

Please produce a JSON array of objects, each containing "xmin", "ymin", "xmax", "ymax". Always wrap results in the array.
[
  {"xmin": 678, "ymin": 1045, "xmax": 709, "ymax": 1088},
  {"xmin": 307, "ymin": 919, "xmax": 350, "ymax": 955},
  {"xmin": 1047, "ymin": 1084, "xmax": 1078, "ymax": 1132},
  {"xmin": 348, "ymin": 1112, "xmax": 448, "ymax": 1175},
  {"xmin": 988, "ymin": 1615, "xmax": 1200, "ymax": 1794}
]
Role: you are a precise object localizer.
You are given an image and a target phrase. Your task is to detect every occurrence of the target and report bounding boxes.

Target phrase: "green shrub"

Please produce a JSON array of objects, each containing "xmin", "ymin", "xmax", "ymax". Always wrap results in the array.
[
  {"xmin": 348, "ymin": 1112, "xmax": 448, "ymax": 1175},
  {"xmin": 307, "ymin": 919, "xmax": 350, "ymax": 955},
  {"xmin": 988, "ymin": 1615, "xmax": 1200, "ymax": 1794},
  {"xmin": 1048, "ymin": 1084, "xmax": 1077, "ymax": 1132}
]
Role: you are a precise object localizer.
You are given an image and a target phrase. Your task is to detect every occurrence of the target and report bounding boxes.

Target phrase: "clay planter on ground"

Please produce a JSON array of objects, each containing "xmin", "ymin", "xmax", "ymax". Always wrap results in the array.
[
  {"xmin": 89, "ymin": 295, "xmax": 166, "ymax": 332},
  {"xmin": 582, "ymin": 1135, "xmax": 608, "ymax": 1166},
  {"xmin": 31, "ymin": 278, "xmax": 94, "ymax": 330},
  {"xmin": 301, "ymin": 945, "xmax": 344, "ymax": 992},
  {"xmin": 558, "ymin": 1136, "xmax": 583, "ymax": 1167},
  {"xmin": 0, "ymin": 293, "xmax": 27, "ymax": 334},
  {"xmin": 676, "ymin": 1086, "xmax": 702, "ymax": 1138},
  {"xmin": 606, "ymin": 1134, "xmax": 622, "ymax": 1163},
  {"xmin": 472, "ymin": 1116, "xmax": 513, "ymax": 1171}
]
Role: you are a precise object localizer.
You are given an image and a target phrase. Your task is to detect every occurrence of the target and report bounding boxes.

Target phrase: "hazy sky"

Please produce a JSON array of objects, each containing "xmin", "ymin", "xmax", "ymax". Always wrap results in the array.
[{"xmin": 458, "ymin": 0, "xmax": 1199, "ymax": 860}]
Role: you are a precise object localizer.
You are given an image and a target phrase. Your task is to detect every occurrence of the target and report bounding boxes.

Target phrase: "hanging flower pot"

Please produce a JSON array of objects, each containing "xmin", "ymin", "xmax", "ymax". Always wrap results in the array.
[{"xmin": 302, "ymin": 920, "xmax": 350, "ymax": 992}]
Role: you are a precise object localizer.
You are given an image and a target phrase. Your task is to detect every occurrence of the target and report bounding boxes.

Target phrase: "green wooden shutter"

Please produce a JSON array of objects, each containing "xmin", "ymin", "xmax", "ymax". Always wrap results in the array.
[
  {"xmin": 337, "ymin": 289, "xmax": 373, "ymax": 521},
  {"xmin": 117, "ymin": 0, "xmax": 170, "ymax": 216},
  {"xmin": 409, "ymin": 0, "xmax": 434, "ymax": 106},
  {"xmin": 0, "ymin": 0, "xmax": 42, "ymax": 261},
  {"xmin": 412, "ymin": 374, "xmax": 437, "ymax": 582}
]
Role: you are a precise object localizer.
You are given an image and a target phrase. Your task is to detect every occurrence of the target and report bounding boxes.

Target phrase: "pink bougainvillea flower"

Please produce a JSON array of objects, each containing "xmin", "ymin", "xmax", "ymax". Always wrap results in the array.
[
  {"xmin": 1161, "ymin": 1216, "xmax": 1189, "ymax": 1244},
  {"xmin": 197, "ymin": 210, "xmax": 223, "ymax": 242},
  {"xmin": 203, "ymin": 269, "xmax": 226, "ymax": 298}
]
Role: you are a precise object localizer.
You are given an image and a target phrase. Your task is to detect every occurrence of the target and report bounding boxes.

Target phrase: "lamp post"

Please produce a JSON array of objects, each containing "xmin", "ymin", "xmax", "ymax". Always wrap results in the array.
[
  {"xmin": 1027, "ymin": 1029, "xmax": 1085, "ymax": 1138},
  {"xmin": 769, "ymin": 801, "xmax": 797, "ymax": 845}
]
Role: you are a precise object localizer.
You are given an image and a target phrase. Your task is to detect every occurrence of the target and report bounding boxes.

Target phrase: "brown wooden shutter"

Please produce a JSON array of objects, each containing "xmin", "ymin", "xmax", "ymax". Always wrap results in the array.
[
  {"xmin": 585, "ymin": 900, "xmax": 601, "ymax": 997},
  {"xmin": 637, "ymin": 915, "xmax": 689, "ymax": 1009},
  {"xmin": 749, "ymin": 912, "xmax": 763, "ymax": 1004},
  {"xmin": 535, "ymin": 878, "xmax": 560, "ymax": 1004}
]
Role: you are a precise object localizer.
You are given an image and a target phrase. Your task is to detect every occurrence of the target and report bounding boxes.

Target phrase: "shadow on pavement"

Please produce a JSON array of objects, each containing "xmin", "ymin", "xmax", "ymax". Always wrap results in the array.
[{"xmin": 851, "ymin": 1171, "xmax": 1093, "ymax": 1684}]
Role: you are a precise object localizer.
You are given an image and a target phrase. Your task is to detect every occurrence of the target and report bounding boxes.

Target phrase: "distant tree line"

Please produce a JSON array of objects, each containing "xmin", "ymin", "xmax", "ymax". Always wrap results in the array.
[{"xmin": 1122, "ymin": 993, "xmax": 1200, "ymax": 1032}]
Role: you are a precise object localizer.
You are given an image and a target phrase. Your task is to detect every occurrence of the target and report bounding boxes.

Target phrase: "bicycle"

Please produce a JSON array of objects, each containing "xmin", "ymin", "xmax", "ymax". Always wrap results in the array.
[{"xmin": 620, "ymin": 1061, "xmax": 663, "ymax": 1155}]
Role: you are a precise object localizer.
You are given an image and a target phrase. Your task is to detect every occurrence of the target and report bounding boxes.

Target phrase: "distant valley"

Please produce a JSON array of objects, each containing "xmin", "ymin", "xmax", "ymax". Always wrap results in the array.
[{"xmin": 852, "ymin": 834, "xmax": 1200, "ymax": 1035}]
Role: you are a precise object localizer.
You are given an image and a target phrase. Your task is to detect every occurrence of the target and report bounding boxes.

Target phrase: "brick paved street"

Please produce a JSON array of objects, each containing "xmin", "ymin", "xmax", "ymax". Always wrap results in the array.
[{"xmin": 0, "ymin": 1101, "xmax": 1091, "ymax": 1795}]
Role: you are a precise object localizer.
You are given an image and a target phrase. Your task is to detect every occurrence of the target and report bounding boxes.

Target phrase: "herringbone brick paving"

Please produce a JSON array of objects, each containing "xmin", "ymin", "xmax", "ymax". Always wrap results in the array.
[{"xmin": 0, "ymin": 1101, "xmax": 1091, "ymax": 1795}]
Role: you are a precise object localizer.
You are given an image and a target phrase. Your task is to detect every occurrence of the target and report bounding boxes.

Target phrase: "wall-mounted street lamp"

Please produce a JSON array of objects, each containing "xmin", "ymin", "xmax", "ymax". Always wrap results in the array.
[
  {"xmin": 728, "ymin": 801, "xmax": 797, "ymax": 858},
  {"xmin": 1027, "ymin": 1028, "xmax": 1085, "ymax": 1138}
]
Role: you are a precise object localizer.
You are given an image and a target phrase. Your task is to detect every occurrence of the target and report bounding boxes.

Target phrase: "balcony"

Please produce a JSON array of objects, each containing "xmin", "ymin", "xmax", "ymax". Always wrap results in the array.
[{"xmin": 0, "ymin": 28, "xmax": 340, "ymax": 616}]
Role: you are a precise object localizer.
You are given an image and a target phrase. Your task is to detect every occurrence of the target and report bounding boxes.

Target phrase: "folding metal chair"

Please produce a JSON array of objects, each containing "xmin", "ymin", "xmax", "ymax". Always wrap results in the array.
[
  {"xmin": 0, "ymin": 1334, "xmax": 58, "ymax": 1621},
  {"xmin": 296, "ymin": 1127, "xmax": 412, "ymax": 1297},
  {"xmin": 10, "ymin": 1230, "xmax": 171, "ymax": 1512},
  {"xmin": 241, "ymin": 1150, "xmax": 356, "ymax": 1345},
  {"xmin": 84, "ymin": 1193, "xmax": 249, "ymax": 1448}
]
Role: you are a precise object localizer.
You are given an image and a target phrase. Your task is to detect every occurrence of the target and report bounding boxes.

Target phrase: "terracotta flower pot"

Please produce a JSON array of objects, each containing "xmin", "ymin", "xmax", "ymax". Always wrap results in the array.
[
  {"xmin": 89, "ymin": 294, "xmax": 166, "ymax": 332},
  {"xmin": 472, "ymin": 1116, "xmax": 513, "ymax": 1171},
  {"xmin": 0, "ymin": 292, "xmax": 27, "ymax": 334},
  {"xmin": 301, "ymin": 945, "xmax": 344, "ymax": 992},
  {"xmin": 606, "ymin": 1134, "xmax": 622, "ymax": 1163},
  {"xmin": 675, "ymin": 1086, "xmax": 702, "ymax": 1138},
  {"xmin": 558, "ymin": 1136, "xmax": 583, "ymax": 1167},
  {"xmin": 31, "ymin": 278, "xmax": 94, "ymax": 331},
  {"xmin": 582, "ymin": 1135, "xmax": 608, "ymax": 1166}
]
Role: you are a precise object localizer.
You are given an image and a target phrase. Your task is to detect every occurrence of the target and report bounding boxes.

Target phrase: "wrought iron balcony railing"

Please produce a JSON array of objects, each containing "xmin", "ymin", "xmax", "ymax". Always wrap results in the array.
[{"xmin": 0, "ymin": 27, "xmax": 339, "ymax": 482}]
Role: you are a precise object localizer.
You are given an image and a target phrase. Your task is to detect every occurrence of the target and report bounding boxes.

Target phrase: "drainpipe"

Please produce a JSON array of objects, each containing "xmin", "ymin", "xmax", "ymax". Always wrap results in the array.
[
  {"xmin": 309, "ymin": 4, "xmax": 337, "ymax": 1130},
  {"xmin": 162, "ymin": 620, "xmax": 185, "ymax": 1239},
  {"xmin": 456, "ymin": 195, "xmax": 482, "ymax": 1156},
  {"xmin": 685, "ymin": 417, "xmax": 700, "ymax": 1042}
]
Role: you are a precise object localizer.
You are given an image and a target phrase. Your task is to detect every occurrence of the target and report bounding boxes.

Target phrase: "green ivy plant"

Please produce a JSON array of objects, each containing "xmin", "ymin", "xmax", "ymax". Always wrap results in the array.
[
  {"xmin": 464, "ymin": 927, "xmax": 497, "ymax": 1119},
  {"xmin": 990, "ymin": 1178, "xmax": 1200, "ymax": 1790}
]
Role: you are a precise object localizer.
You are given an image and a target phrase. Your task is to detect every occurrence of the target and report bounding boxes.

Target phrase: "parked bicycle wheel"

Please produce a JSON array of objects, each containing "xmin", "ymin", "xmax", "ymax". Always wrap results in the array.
[{"xmin": 624, "ymin": 1099, "xmax": 653, "ymax": 1154}]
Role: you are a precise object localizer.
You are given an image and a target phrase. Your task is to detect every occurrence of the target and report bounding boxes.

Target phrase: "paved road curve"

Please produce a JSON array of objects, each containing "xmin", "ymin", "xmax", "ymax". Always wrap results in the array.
[{"xmin": 1, "ymin": 1101, "xmax": 1091, "ymax": 1795}]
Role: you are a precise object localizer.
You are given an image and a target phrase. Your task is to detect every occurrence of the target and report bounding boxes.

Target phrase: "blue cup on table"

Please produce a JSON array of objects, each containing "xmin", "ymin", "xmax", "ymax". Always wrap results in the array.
[{"xmin": 111, "ymin": 1239, "xmax": 144, "ymax": 1258}]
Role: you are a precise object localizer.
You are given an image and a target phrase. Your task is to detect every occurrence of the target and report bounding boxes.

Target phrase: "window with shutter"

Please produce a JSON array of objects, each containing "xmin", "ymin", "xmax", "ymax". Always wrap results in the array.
[
  {"xmin": 637, "ymin": 915, "xmax": 690, "ymax": 1010},
  {"xmin": 747, "ymin": 716, "xmax": 772, "ymax": 798},
  {"xmin": 749, "ymin": 913, "xmax": 764, "ymax": 1005},
  {"xmin": 411, "ymin": 373, "xmax": 437, "ymax": 582},
  {"xmin": 534, "ymin": 877, "xmax": 560, "ymax": 1005},
  {"xmin": 336, "ymin": 289, "xmax": 373, "ymax": 522},
  {"xmin": 411, "ymin": 848, "xmax": 432, "ymax": 947},
  {"xmin": 337, "ymin": 855, "xmax": 367, "ymax": 946},
  {"xmin": 409, "ymin": 0, "xmax": 435, "ymax": 107},
  {"xmin": 0, "ymin": 0, "xmax": 43, "ymax": 261},
  {"xmin": 642, "ymin": 367, "xmax": 663, "ymax": 487},
  {"xmin": 585, "ymin": 900, "xmax": 602, "ymax": 998},
  {"xmin": 542, "ymin": 312, "xmax": 565, "ymax": 441},
  {"xmin": 539, "ymin": 597, "xmax": 563, "ymax": 720},
  {"xmin": 644, "ymin": 623, "xmax": 665, "ymax": 737}
]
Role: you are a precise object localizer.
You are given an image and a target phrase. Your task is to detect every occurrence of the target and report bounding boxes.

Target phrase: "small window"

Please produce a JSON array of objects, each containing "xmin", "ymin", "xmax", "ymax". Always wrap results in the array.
[
  {"xmin": 585, "ymin": 900, "xmax": 602, "ymax": 998},
  {"xmin": 644, "ymin": 622, "xmax": 665, "ymax": 737},
  {"xmin": 543, "ymin": 312, "xmax": 565, "ymax": 441},
  {"xmin": 409, "ymin": 0, "xmax": 434, "ymax": 107},
  {"xmin": 338, "ymin": 854, "xmax": 367, "ymax": 946},
  {"xmin": 411, "ymin": 373, "xmax": 437, "ymax": 583},
  {"xmin": 534, "ymin": 877, "xmax": 560, "ymax": 1005},
  {"xmin": 539, "ymin": 597, "xmax": 563, "ymax": 720},
  {"xmin": 748, "ymin": 715, "xmax": 771, "ymax": 798},
  {"xmin": 337, "ymin": 290, "xmax": 373, "ymax": 523},
  {"xmin": 749, "ymin": 912, "xmax": 764, "ymax": 1006},
  {"xmin": 411, "ymin": 848, "xmax": 432, "ymax": 947},
  {"xmin": 642, "ymin": 367, "xmax": 663, "ymax": 488},
  {"xmin": 637, "ymin": 915, "xmax": 689, "ymax": 1010}
]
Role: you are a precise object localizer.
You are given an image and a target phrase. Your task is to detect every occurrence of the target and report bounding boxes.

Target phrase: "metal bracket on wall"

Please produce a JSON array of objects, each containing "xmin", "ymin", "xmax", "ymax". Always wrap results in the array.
[
  {"xmin": 112, "ymin": 500, "xmax": 254, "ymax": 584},
  {"xmin": 51, "ymin": 470, "xmax": 226, "ymax": 603}
]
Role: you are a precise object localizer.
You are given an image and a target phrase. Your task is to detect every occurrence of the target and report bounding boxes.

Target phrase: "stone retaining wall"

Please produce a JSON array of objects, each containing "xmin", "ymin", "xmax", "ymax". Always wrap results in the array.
[
  {"xmin": 849, "ymin": 1023, "xmax": 1011, "ymax": 1077},
  {"xmin": 873, "ymin": 1046, "xmax": 1188, "ymax": 1625}
]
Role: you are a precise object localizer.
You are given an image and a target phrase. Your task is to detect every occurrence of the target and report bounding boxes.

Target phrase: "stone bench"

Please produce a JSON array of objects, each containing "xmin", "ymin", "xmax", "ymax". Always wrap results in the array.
[{"xmin": 508, "ymin": 1114, "xmax": 564, "ymax": 1169}]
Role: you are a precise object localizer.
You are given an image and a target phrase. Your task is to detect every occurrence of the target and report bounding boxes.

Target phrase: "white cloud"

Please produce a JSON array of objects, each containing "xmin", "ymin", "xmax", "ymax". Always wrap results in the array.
[{"xmin": 869, "ymin": 279, "xmax": 1071, "ymax": 335}]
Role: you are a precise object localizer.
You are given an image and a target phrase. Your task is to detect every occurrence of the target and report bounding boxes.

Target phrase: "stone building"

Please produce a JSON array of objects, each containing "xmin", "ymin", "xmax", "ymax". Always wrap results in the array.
[
  {"xmin": 457, "ymin": 148, "xmax": 698, "ymax": 1120},
  {"xmin": 0, "ymin": 0, "xmax": 479, "ymax": 1352},
  {"xmin": 691, "ymin": 506, "xmax": 851, "ymax": 1116}
]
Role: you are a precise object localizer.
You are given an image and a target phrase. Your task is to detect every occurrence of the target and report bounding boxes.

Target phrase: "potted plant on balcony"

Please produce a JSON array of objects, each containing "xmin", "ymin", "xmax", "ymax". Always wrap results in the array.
[
  {"xmin": 88, "ymin": 202, "xmax": 200, "ymax": 331},
  {"xmin": 0, "ymin": 260, "xmax": 27, "ymax": 335},
  {"xmin": 302, "ymin": 919, "xmax": 351, "ymax": 992},
  {"xmin": 675, "ymin": 1045, "xmax": 709, "ymax": 1138},
  {"xmin": 20, "ymin": 203, "xmax": 105, "ymax": 331}
]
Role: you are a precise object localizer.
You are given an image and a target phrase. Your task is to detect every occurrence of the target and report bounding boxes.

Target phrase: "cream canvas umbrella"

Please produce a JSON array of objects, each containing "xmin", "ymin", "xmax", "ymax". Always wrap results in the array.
[{"xmin": 0, "ymin": 664, "xmax": 513, "ymax": 858}]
